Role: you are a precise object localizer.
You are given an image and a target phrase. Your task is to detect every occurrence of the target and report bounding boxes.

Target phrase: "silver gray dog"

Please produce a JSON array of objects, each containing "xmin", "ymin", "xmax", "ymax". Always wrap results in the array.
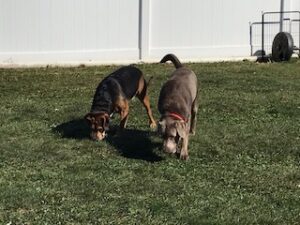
[{"xmin": 158, "ymin": 54, "xmax": 198, "ymax": 160}]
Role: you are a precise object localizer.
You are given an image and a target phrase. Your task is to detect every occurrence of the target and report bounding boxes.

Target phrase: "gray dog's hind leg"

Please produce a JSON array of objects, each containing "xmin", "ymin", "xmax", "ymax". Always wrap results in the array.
[{"xmin": 190, "ymin": 97, "xmax": 198, "ymax": 135}]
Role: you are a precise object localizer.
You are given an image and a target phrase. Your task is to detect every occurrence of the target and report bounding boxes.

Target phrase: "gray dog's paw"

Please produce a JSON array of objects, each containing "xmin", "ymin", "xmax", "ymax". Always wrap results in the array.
[
  {"xmin": 190, "ymin": 131, "xmax": 196, "ymax": 136},
  {"xmin": 180, "ymin": 153, "xmax": 189, "ymax": 161}
]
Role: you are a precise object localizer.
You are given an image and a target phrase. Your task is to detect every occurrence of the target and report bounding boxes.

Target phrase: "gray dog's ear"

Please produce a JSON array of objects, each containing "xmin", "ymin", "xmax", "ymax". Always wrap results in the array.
[
  {"xmin": 158, "ymin": 119, "xmax": 166, "ymax": 134},
  {"xmin": 176, "ymin": 121, "xmax": 186, "ymax": 138}
]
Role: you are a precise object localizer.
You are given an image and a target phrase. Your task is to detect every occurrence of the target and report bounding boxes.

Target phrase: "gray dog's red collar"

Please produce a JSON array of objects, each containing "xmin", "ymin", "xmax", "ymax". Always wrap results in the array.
[{"xmin": 168, "ymin": 112, "xmax": 187, "ymax": 122}]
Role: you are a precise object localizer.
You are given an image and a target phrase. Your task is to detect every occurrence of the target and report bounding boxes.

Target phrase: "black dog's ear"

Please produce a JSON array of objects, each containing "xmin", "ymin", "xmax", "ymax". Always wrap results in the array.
[
  {"xmin": 102, "ymin": 116, "xmax": 110, "ymax": 131},
  {"xmin": 84, "ymin": 113, "xmax": 94, "ymax": 123}
]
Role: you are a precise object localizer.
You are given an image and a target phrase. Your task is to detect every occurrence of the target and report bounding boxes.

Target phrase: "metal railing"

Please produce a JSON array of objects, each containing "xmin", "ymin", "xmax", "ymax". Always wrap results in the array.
[
  {"xmin": 249, "ymin": 19, "xmax": 291, "ymax": 56},
  {"xmin": 261, "ymin": 11, "xmax": 300, "ymax": 57}
]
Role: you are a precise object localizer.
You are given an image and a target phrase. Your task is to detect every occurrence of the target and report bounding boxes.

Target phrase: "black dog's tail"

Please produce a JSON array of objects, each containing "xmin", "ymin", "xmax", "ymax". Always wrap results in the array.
[
  {"xmin": 146, "ymin": 76, "xmax": 153, "ymax": 88},
  {"xmin": 160, "ymin": 54, "xmax": 183, "ymax": 69},
  {"xmin": 140, "ymin": 76, "xmax": 153, "ymax": 97}
]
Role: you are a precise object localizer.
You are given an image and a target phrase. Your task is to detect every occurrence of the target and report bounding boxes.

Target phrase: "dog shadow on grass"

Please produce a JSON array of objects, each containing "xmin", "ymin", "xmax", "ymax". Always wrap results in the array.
[
  {"xmin": 54, "ymin": 118, "xmax": 90, "ymax": 140},
  {"xmin": 106, "ymin": 129, "xmax": 163, "ymax": 162},
  {"xmin": 54, "ymin": 119, "xmax": 163, "ymax": 162}
]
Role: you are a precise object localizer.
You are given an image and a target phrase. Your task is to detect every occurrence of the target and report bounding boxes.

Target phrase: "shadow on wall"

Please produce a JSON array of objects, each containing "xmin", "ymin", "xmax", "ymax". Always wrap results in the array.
[{"xmin": 54, "ymin": 119, "xmax": 163, "ymax": 162}]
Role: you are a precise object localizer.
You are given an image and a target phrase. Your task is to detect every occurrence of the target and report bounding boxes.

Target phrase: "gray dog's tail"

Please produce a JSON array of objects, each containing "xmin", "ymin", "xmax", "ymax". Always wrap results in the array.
[{"xmin": 160, "ymin": 54, "xmax": 183, "ymax": 69}]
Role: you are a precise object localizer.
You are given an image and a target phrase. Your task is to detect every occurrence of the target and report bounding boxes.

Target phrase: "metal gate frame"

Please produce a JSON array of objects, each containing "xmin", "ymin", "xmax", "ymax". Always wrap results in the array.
[
  {"xmin": 249, "ymin": 19, "xmax": 291, "ymax": 56},
  {"xmin": 261, "ymin": 11, "xmax": 300, "ymax": 58}
]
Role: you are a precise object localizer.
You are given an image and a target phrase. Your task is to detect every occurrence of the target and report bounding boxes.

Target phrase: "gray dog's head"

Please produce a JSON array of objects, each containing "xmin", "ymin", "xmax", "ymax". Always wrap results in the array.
[{"xmin": 158, "ymin": 117, "xmax": 187, "ymax": 154}]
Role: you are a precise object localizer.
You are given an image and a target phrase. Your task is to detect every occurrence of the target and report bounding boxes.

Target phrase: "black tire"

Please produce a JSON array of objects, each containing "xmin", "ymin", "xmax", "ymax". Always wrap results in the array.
[{"xmin": 272, "ymin": 32, "xmax": 294, "ymax": 62}]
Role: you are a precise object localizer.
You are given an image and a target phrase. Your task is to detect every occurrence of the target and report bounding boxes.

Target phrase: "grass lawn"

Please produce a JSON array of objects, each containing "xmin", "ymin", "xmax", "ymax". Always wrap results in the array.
[{"xmin": 0, "ymin": 60, "xmax": 300, "ymax": 225}]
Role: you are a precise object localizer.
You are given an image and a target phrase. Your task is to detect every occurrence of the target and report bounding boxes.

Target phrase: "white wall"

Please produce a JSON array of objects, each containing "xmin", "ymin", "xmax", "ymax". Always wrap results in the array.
[
  {"xmin": 147, "ymin": 0, "xmax": 283, "ymax": 59},
  {"xmin": 0, "ymin": 0, "xmax": 298, "ymax": 65},
  {"xmin": 0, "ymin": 0, "xmax": 140, "ymax": 64},
  {"xmin": 291, "ymin": 0, "xmax": 300, "ymax": 12}
]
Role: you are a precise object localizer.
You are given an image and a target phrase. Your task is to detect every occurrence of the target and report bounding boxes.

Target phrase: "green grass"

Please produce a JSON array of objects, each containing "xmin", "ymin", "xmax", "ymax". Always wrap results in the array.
[{"xmin": 0, "ymin": 60, "xmax": 300, "ymax": 225}]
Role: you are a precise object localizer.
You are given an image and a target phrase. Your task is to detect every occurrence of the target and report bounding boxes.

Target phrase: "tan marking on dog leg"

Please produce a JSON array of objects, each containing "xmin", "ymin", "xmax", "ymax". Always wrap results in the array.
[
  {"xmin": 119, "ymin": 100, "xmax": 129, "ymax": 129},
  {"xmin": 142, "ymin": 95, "xmax": 157, "ymax": 129},
  {"xmin": 136, "ymin": 76, "xmax": 145, "ymax": 94},
  {"xmin": 136, "ymin": 77, "xmax": 157, "ymax": 129}
]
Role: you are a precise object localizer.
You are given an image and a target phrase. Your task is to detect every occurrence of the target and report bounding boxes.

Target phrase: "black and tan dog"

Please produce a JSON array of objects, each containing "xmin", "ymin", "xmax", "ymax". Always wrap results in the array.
[
  {"xmin": 158, "ymin": 54, "xmax": 198, "ymax": 160},
  {"xmin": 85, "ymin": 66, "xmax": 157, "ymax": 141}
]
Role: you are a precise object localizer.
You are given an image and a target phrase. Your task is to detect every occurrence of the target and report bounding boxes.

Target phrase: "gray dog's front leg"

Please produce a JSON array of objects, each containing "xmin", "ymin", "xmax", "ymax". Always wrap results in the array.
[{"xmin": 179, "ymin": 135, "xmax": 189, "ymax": 160}]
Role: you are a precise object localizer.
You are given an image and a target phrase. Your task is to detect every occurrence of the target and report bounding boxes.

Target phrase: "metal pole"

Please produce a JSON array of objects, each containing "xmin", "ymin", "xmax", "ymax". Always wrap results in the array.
[
  {"xmin": 280, "ymin": 0, "xmax": 284, "ymax": 32},
  {"xmin": 262, "ymin": 12, "xmax": 265, "ymax": 57},
  {"xmin": 299, "ymin": 14, "xmax": 300, "ymax": 53},
  {"xmin": 249, "ymin": 23, "xmax": 253, "ymax": 56}
]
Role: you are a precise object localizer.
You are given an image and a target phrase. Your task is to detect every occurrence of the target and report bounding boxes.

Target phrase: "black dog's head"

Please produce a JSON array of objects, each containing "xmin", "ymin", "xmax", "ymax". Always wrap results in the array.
[{"xmin": 84, "ymin": 112, "xmax": 110, "ymax": 141}]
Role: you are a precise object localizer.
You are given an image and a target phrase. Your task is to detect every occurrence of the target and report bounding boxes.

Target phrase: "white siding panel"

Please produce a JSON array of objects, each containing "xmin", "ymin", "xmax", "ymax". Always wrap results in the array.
[
  {"xmin": 0, "ymin": 0, "xmax": 140, "ymax": 63},
  {"xmin": 0, "ymin": 0, "xmax": 299, "ymax": 65},
  {"xmin": 149, "ymin": 0, "xmax": 283, "ymax": 59}
]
